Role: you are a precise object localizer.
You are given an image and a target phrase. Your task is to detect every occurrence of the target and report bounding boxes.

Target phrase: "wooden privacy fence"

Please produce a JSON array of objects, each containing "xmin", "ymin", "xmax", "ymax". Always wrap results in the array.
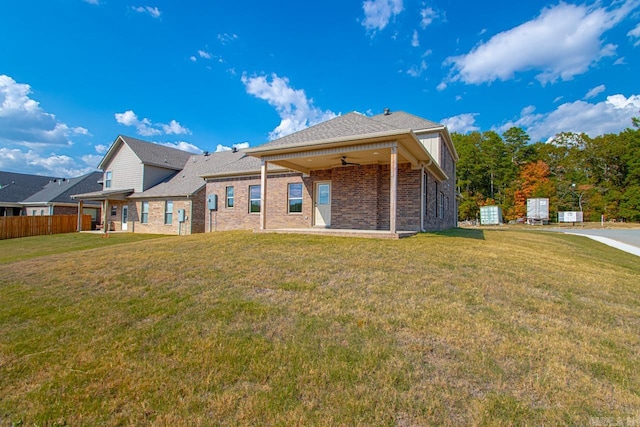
[{"xmin": 0, "ymin": 215, "xmax": 92, "ymax": 240}]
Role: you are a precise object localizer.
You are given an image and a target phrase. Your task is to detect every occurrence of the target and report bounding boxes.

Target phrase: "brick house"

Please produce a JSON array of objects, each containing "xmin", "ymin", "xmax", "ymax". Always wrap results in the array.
[
  {"xmin": 0, "ymin": 171, "xmax": 58, "ymax": 217},
  {"xmin": 72, "ymin": 135, "xmax": 194, "ymax": 234},
  {"xmin": 203, "ymin": 110, "xmax": 458, "ymax": 236},
  {"xmin": 74, "ymin": 110, "xmax": 458, "ymax": 237},
  {"xmin": 72, "ymin": 135, "xmax": 251, "ymax": 235},
  {"xmin": 21, "ymin": 172, "xmax": 102, "ymax": 225}
]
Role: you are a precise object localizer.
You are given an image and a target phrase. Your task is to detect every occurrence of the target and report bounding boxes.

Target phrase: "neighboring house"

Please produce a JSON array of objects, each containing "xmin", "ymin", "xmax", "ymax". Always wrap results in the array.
[
  {"xmin": 203, "ymin": 110, "xmax": 458, "ymax": 235},
  {"xmin": 21, "ymin": 172, "xmax": 103, "ymax": 226},
  {"xmin": 72, "ymin": 135, "xmax": 197, "ymax": 234},
  {"xmin": 0, "ymin": 171, "xmax": 58, "ymax": 216}
]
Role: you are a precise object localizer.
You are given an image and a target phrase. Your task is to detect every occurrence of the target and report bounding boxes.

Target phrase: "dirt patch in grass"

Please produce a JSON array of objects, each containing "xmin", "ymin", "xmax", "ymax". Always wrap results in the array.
[{"xmin": 0, "ymin": 229, "xmax": 639, "ymax": 425}]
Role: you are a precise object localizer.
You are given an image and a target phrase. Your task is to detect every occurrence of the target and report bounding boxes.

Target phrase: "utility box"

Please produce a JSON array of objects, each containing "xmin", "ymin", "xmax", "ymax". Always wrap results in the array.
[
  {"xmin": 207, "ymin": 194, "xmax": 218, "ymax": 211},
  {"xmin": 177, "ymin": 209, "xmax": 186, "ymax": 222},
  {"xmin": 480, "ymin": 205, "xmax": 503, "ymax": 225},
  {"xmin": 527, "ymin": 198, "xmax": 549, "ymax": 224}
]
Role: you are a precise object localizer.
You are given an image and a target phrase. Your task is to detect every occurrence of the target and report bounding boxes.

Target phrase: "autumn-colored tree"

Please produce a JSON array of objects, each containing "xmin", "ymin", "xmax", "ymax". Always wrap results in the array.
[{"xmin": 510, "ymin": 160, "xmax": 554, "ymax": 219}]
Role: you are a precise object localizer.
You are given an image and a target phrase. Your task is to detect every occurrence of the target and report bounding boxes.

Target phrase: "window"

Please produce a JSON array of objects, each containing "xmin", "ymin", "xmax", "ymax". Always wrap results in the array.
[
  {"xmin": 288, "ymin": 183, "xmax": 303, "ymax": 213},
  {"xmin": 105, "ymin": 171, "xmax": 112, "ymax": 188},
  {"xmin": 226, "ymin": 186, "xmax": 234, "ymax": 208},
  {"xmin": 165, "ymin": 201, "xmax": 173, "ymax": 224},
  {"xmin": 249, "ymin": 185, "xmax": 261, "ymax": 213},
  {"xmin": 111, "ymin": 206, "xmax": 117, "ymax": 216},
  {"xmin": 141, "ymin": 201, "xmax": 149, "ymax": 223},
  {"xmin": 440, "ymin": 192, "xmax": 445, "ymax": 218},
  {"xmin": 40, "ymin": 209, "xmax": 45, "ymax": 216}
]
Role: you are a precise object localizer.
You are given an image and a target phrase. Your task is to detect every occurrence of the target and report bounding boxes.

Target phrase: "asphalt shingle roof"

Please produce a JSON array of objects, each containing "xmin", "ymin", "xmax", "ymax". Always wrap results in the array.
[
  {"xmin": 251, "ymin": 111, "xmax": 445, "ymax": 152},
  {"xmin": 23, "ymin": 172, "xmax": 103, "ymax": 204},
  {"xmin": 0, "ymin": 171, "xmax": 58, "ymax": 204},
  {"xmin": 370, "ymin": 111, "xmax": 441, "ymax": 131},
  {"xmin": 115, "ymin": 136, "xmax": 193, "ymax": 170},
  {"xmin": 131, "ymin": 150, "xmax": 248, "ymax": 197},
  {"xmin": 255, "ymin": 112, "xmax": 399, "ymax": 150}
]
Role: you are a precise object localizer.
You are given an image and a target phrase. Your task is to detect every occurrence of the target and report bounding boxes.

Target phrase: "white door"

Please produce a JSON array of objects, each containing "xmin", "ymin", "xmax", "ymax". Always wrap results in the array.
[
  {"xmin": 314, "ymin": 182, "xmax": 331, "ymax": 227},
  {"xmin": 122, "ymin": 205, "xmax": 128, "ymax": 231}
]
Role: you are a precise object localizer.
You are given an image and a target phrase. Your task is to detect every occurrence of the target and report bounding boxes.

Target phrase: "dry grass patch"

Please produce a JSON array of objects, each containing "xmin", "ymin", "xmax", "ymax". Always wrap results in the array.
[{"xmin": 0, "ymin": 229, "xmax": 639, "ymax": 425}]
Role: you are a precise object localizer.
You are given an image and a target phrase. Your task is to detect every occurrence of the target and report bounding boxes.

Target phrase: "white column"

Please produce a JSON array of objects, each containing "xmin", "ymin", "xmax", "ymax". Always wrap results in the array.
[
  {"xmin": 77, "ymin": 200, "xmax": 84, "ymax": 231},
  {"xmin": 103, "ymin": 200, "xmax": 109, "ymax": 234},
  {"xmin": 390, "ymin": 145, "xmax": 398, "ymax": 233},
  {"xmin": 260, "ymin": 160, "xmax": 267, "ymax": 230}
]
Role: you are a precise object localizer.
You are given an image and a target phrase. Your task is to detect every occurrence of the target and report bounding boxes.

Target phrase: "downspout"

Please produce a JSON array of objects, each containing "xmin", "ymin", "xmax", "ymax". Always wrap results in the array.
[
  {"xmin": 420, "ymin": 165, "xmax": 425, "ymax": 232},
  {"xmin": 188, "ymin": 194, "xmax": 193, "ymax": 235}
]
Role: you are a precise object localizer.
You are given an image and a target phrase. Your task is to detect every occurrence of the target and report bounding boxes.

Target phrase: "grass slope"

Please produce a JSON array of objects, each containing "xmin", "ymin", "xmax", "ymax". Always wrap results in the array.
[{"xmin": 0, "ymin": 229, "xmax": 639, "ymax": 425}]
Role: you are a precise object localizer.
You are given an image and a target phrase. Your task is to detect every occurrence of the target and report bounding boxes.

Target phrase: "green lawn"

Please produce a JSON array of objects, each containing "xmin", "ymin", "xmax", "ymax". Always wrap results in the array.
[{"xmin": 0, "ymin": 229, "xmax": 639, "ymax": 425}]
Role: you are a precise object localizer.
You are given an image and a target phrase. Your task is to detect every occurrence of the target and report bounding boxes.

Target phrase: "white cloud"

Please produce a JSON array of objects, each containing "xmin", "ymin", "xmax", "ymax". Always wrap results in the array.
[
  {"xmin": 217, "ymin": 33, "xmax": 238, "ymax": 44},
  {"xmin": 198, "ymin": 50, "xmax": 212, "ymax": 59},
  {"xmin": 585, "ymin": 84, "xmax": 606, "ymax": 100},
  {"xmin": 215, "ymin": 142, "xmax": 250, "ymax": 152},
  {"xmin": 0, "ymin": 147, "xmax": 95, "ymax": 177},
  {"xmin": 190, "ymin": 56, "xmax": 197, "ymax": 62},
  {"xmin": 444, "ymin": 1, "xmax": 638, "ymax": 86},
  {"xmin": 628, "ymin": 22, "xmax": 640, "ymax": 46},
  {"xmin": 362, "ymin": 0, "xmax": 403, "ymax": 31},
  {"xmin": 132, "ymin": 6, "xmax": 161, "ymax": 18},
  {"xmin": 407, "ymin": 60, "xmax": 427, "ymax": 77},
  {"xmin": 81, "ymin": 154, "xmax": 103, "ymax": 168},
  {"xmin": 0, "ymin": 75, "xmax": 89, "ymax": 148},
  {"xmin": 95, "ymin": 144, "xmax": 109, "ymax": 154},
  {"xmin": 436, "ymin": 81, "xmax": 447, "ymax": 91},
  {"xmin": 241, "ymin": 73, "xmax": 337, "ymax": 140},
  {"xmin": 158, "ymin": 141, "xmax": 201, "ymax": 153},
  {"xmin": 497, "ymin": 94, "xmax": 640, "ymax": 142},
  {"xmin": 420, "ymin": 7, "xmax": 438, "ymax": 28},
  {"xmin": 115, "ymin": 110, "xmax": 191, "ymax": 137},
  {"xmin": 411, "ymin": 30, "xmax": 419, "ymax": 47},
  {"xmin": 162, "ymin": 120, "xmax": 191, "ymax": 135},
  {"xmin": 82, "ymin": 0, "xmax": 100, "ymax": 4},
  {"xmin": 441, "ymin": 113, "xmax": 480, "ymax": 133}
]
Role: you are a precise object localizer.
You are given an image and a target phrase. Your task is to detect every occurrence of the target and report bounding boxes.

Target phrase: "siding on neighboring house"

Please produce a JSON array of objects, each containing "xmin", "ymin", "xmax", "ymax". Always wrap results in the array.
[{"xmin": 103, "ymin": 143, "xmax": 142, "ymax": 191}]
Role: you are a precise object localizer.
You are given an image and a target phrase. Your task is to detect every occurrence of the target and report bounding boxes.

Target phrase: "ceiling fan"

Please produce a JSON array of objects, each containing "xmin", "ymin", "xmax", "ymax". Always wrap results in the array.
[{"xmin": 340, "ymin": 156, "xmax": 360, "ymax": 166}]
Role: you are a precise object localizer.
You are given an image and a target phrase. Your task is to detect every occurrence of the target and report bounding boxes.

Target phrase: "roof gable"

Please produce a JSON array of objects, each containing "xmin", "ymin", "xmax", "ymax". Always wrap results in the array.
[{"xmin": 99, "ymin": 135, "xmax": 193, "ymax": 171}]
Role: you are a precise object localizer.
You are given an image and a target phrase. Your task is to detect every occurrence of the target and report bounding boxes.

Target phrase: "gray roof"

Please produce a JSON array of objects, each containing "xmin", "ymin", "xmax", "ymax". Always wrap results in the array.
[
  {"xmin": 370, "ymin": 111, "xmax": 441, "ymax": 132},
  {"xmin": 23, "ymin": 172, "xmax": 103, "ymax": 204},
  {"xmin": 131, "ymin": 150, "xmax": 247, "ymax": 198},
  {"xmin": 100, "ymin": 135, "xmax": 193, "ymax": 171},
  {"xmin": 0, "ymin": 171, "xmax": 59, "ymax": 204},
  {"xmin": 255, "ymin": 112, "xmax": 398, "ymax": 149},
  {"xmin": 253, "ymin": 111, "xmax": 443, "ymax": 150}
]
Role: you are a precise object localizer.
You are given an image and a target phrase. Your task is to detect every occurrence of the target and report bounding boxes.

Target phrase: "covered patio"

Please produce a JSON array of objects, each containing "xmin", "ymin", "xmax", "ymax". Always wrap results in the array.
[{"xmin": 246, "ymin": 127, "xmax": 448, "ymax": 234}]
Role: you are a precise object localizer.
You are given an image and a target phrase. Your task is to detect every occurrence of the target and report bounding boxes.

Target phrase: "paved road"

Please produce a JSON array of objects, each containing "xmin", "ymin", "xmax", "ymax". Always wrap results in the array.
[{"xmin": 543, "ymin": 228, "xmax": 640, "ymax": 257}]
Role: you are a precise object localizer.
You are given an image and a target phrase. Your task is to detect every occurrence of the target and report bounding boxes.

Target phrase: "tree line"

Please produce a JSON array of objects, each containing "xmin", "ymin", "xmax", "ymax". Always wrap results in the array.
[{"xmin": 453, "ymin": 114, "xmax": 640, "ymax": 223}]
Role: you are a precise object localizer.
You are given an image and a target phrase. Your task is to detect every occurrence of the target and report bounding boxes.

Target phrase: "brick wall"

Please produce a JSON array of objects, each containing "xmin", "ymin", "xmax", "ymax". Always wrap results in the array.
[
  {"xmin": 206, "ymin": 173, "xmax": 312, "ymax": 232},
  {"xmin": 203, "ymin": 155, "xmax": 458, "ymax": 233},
  {"xmin": 129, "ymin": 197, "xmax": 199, "ymax": 235},
  {"xmin": 423, "ymin": 141, "xmax": 457, "ymax": 231}
]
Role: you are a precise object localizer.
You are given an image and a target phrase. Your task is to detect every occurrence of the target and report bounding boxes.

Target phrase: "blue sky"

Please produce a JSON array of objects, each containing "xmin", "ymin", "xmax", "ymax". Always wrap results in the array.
[{"xmin": 1, "ymin": 0, "xmax": 639, "ymax": 177}]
